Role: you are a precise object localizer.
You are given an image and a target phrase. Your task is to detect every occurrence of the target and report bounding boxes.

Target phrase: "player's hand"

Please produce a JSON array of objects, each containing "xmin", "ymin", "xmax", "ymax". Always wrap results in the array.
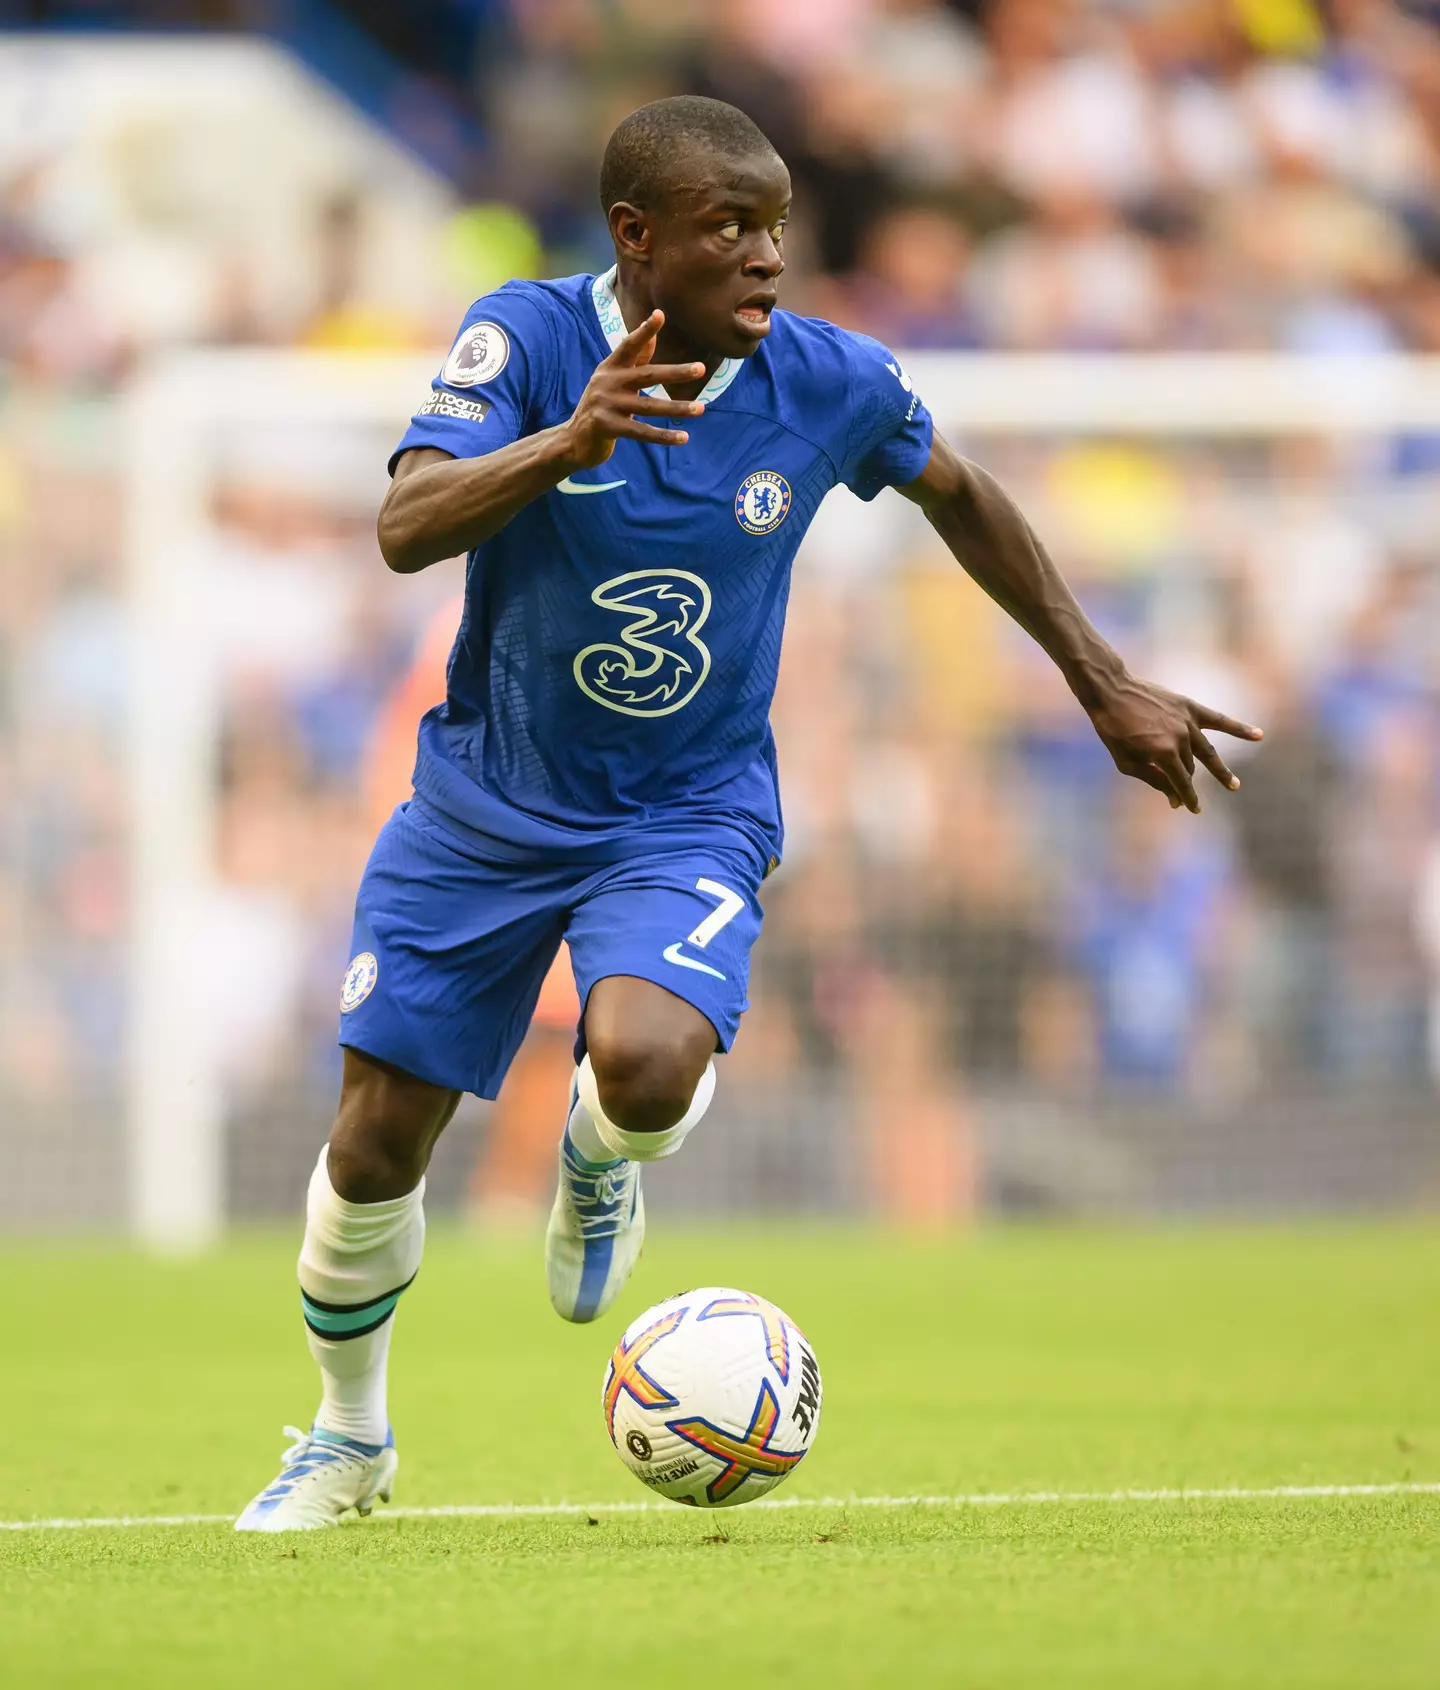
[
  {"xmin": 558, "ymin": 309, "xmax": 707, "ymax": 468},
  {"xmin": 1085, "ymin": 672, "xmax": 1263, "ymax": 813}
]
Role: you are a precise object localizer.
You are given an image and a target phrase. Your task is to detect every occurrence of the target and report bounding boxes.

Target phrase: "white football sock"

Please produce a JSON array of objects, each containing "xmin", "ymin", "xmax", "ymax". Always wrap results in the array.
[
  {"xmin": 575, "ymin": 1052, "xmax": 715, "ymax": 1163},
  {"xmin": 297, "ymin": 1147, "xmax": 425, "ymax": 1446},
  {"xmin": 564, "ymin": 1082, "xmax": 621, "ymax": 1167}
]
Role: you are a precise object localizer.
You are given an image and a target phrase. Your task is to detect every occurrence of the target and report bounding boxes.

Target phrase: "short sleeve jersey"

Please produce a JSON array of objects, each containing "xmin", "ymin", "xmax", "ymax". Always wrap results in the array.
[{"xmin": 389, "ymin": 268, "xmax": 934, "ymax": 865}]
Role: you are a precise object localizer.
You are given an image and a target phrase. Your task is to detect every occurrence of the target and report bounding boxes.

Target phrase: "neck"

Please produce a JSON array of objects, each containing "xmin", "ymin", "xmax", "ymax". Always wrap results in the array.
[{"xmin": 613, "ymin": 262, "xmax": 719, "ymax": 399}]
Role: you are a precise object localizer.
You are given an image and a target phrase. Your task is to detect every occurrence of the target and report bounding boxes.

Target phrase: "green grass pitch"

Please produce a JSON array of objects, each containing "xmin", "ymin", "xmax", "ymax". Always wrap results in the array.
[{"xmin": 4, "ymin": 1223, "xmax": 1438, "ymax": 1688}]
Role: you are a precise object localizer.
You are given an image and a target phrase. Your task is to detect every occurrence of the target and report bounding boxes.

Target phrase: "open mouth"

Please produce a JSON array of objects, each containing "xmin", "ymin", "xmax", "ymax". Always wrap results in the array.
[{"xmin": 734, "ymin": 297, "xmax": 775, "ymax": 335}]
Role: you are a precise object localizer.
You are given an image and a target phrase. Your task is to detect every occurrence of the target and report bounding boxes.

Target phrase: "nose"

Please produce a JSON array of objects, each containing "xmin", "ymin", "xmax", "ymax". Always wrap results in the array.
[{"xmin": 745, "ymin": 232, "xmax": 784, "ymax": 279}]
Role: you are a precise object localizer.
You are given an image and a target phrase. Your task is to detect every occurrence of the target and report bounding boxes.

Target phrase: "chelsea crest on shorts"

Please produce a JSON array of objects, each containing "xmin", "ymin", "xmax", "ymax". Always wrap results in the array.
[{"xmin": 340, "ymin": 951, "xmax": 379, "ymax": 1013}]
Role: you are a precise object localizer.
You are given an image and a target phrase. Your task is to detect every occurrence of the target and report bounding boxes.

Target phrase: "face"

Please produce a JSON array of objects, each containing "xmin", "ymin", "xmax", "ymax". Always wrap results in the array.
[{"xmin": 613, "ymin": 150, "xmax": 791, "ymax": 360}]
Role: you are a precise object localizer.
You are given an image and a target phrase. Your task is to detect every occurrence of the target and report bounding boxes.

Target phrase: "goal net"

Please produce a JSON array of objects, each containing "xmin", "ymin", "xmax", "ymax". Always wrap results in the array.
[{"xmin": 5, "ymin": 350, "xmax": 1439, "ymax": 1242}]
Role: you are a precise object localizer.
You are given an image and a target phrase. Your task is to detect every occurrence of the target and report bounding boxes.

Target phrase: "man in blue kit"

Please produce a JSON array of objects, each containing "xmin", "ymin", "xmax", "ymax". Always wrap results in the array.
[{"xmin": 236, "ymin": 96, "xmax": 1261, "ymax": 1529}]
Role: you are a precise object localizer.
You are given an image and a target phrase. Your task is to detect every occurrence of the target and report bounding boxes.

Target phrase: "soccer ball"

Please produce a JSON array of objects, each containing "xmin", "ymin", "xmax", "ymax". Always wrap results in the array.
[{"xmin": 602, "ymin": 1287, "xmax": 822, "ymax": 1509}]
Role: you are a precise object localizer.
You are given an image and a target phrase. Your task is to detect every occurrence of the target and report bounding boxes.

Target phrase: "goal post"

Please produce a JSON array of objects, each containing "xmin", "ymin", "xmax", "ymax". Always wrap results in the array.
[{"xmin": 123, "ymin": 352, "xmax": 436, "ymax": 1249}]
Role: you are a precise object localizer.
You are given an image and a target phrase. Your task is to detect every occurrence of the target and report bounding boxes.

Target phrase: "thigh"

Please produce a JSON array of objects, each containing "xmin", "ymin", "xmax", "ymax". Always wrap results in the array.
[
  {"xmin": 339, "ymin": 801, "xmax": 567, "ymax": 1098},
  {"xmin": 565, "ymin": 843, "xmax": 767, "ymax": 1054}
]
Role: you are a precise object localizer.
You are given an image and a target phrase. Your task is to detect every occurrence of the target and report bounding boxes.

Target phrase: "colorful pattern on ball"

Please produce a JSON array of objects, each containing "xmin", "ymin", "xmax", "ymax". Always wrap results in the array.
[
  {"xmin": 602, "ymin": 1306, "xmax": 686, "ymax": 1440},
  {"xmin": 668, "ymin": 1377, "xmax": 807, "ymax": 1504},
  {"xmin": 697, "ymin": 1291, "xmax": 792, "ymax": 1383},
  {"xmin": 601, "ymin": 1285, "xmax": 822, "ymax": 1509}
]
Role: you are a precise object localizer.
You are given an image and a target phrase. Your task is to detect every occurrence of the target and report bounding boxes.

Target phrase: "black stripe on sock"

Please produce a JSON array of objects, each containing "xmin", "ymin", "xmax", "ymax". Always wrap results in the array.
[
  {"xmin": 303, "ymin": 1306, "xmax": 398, "ymax": 1341},
  {"xmin": 300, "ymin": 1272, "xmax": 417, "ymax": 1316}
]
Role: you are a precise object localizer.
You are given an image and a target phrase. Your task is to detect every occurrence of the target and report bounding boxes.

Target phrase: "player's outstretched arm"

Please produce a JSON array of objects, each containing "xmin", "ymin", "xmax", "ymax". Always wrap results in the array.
[
  {"xmin": 899, "ymin": 432, "xmax": 1262, "ymax": 812},
  {"xmin": 378, "ymin": 310, "xmax": 706, "ymax": 574}
]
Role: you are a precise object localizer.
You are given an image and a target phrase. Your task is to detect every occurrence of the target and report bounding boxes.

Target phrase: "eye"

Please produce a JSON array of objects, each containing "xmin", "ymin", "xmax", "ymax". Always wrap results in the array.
[
  {"xmin": 771, "ymin": 220, "xmax": 787, "ymax": 242},
  {"xmin": 719, "ymin": 221, "xmax": 743, "ymax": 242}
]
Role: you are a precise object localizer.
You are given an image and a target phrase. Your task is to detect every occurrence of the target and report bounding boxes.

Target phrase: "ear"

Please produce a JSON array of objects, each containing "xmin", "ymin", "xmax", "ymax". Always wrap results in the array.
[{"xmin": 608, "ymin": 200, "xmax": 652, "ymax": 266}]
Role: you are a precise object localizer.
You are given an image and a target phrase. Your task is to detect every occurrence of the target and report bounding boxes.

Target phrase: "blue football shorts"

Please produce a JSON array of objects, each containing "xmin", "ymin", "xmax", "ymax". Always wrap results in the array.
[{"xmin": 336, "ymin": 797, "xmax": 768, "ymax": 1097}]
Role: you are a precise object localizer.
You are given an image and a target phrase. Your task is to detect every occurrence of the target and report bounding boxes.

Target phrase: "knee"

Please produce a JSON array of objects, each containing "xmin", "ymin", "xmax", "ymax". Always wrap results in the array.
[
  {"xmin": 327, "ymin": 1058, "xmax": 456, "ymax": 1202},
  {"xmin": 586, "ymin": 1027, "xmax": 711, "ymax": 1135},
  {"xmin": 327, "ymin": 1109, "xmax": 429, "ymax": 1203}
]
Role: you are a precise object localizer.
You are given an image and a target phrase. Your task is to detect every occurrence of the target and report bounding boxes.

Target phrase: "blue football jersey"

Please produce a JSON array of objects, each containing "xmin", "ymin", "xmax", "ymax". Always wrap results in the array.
[{"xmin": 389, "ymin": 268, "xmax": 934, "ymax": 864}]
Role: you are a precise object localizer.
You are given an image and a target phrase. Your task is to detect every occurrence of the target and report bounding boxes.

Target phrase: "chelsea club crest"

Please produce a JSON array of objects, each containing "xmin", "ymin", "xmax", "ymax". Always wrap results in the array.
[
  {"xmin": 735, "ymin": 471, "xmax": 791, "ymax": 535},
  {"xmin": 340, "ymin": 952, "xmax": 378, "ymax": 1013}
]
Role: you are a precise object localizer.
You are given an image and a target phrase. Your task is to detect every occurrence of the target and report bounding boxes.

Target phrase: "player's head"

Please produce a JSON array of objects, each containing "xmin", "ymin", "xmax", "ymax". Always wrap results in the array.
[{"xmin": 600, "ymin": 96, "xmax": 789, "ymax": 361}]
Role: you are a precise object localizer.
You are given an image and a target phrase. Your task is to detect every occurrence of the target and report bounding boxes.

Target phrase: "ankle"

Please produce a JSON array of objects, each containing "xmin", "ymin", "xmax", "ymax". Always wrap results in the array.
[
  {"xmin": 564, "ymin": 1078, "xmax": 623, "ymax": 1168},
  {"xmin": 565, "ymin": 1130, "xmax": 622, "ymax": 1173}
]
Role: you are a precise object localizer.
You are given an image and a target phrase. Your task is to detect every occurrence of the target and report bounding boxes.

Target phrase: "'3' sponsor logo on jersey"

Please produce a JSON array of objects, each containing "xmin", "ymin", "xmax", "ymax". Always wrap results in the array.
[{"xmin": 573, "ymin": 569, "xmax": 712, "ymax": 717}]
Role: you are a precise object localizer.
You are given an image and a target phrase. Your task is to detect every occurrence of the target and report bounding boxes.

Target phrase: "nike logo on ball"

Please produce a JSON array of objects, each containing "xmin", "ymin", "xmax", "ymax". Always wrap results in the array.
[
  {"xmin": 556, "ymin": 476, "xmax": 626, "ymax": 495},
  {"xmin": 661, "ymin": 942, "xmax": 726, "ymax": 980}
]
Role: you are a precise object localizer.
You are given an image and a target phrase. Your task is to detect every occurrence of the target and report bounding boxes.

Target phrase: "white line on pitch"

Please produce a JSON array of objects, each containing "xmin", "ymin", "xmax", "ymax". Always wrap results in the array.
[{"xmin": 2, "ymin": 1481, "xmax": 1437, "ymax": 1533}]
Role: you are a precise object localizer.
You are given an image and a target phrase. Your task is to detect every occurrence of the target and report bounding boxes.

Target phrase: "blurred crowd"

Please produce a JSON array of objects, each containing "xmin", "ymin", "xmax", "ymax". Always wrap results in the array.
[
  {"xmin": 760, "ymin": 430, "xmax": 1440, "ymax": 1109},
  {"xmin": 3, "ymin": 8, "xmax": 1440, "ymax": 1220},
  {"xmin": 483, "ymin": 0, "xmax": 1440, "ymax": 357},
  {"xmin": 4, "ymin": 1, "xmax": 1440, "ymax": 374}
]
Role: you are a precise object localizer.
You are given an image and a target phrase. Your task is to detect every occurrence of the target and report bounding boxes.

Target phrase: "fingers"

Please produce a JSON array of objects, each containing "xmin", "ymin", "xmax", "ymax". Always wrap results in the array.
[
  {"xmin": 1165, "ymin": 751, "xmax": 1200, "ymax": 814},
  {"xmin": 1119, "ymin": 755, "xmax": 1184, "ymax": 808},
  {"xmin": 1144, "ymin": 764, "xmax": 1185, "ymax": 810},
  {"xmin": 628, "ymin": 362, "xmax": 708, "ymax": 388},
  {"xmin": 1191, "ymin": 728, "xmax": 1240, "ymax": 792},
  {"xmin": 609, "ymin": 419, "xmax": 690, "ymax": 446},
  {"xmin": 611, "ymin": 309, "xmax": 665, "ymax": 364},
  {"xmin": 1111, "ymin": 693, "xmax": 1259, "ymax": 811},
  {"xmin": 1190, "ymin": 701, "xmax": 1264, "ymax": 742},
  {"xmin": 628, "ymin": 395, "xmax": 706, "ymax": 419}
]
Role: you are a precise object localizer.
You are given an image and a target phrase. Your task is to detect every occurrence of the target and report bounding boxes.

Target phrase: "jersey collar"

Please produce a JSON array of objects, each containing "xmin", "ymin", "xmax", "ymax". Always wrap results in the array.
[{"xmin": 591, "ymin": 267, "xmax": 744, "ymax": 405}]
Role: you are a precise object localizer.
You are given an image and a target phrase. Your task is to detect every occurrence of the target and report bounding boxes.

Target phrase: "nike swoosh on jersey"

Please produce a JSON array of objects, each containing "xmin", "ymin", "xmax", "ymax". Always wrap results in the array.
[
  {"xmin": 556, "ymin": 476, "xmax": 626, "ymax": 495},
  {"xmin": 661, "ymin": 942, "xmax": 726, "ymax": 980}
]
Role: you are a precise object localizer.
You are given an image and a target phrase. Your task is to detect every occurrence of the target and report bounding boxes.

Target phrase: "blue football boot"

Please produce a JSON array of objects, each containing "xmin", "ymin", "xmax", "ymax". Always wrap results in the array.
[
  {"xmin": 234, "ymin": 1425, "xmax": 397, "ymax": 1532},
  {"xmin": 545, "ymin": 1085, "xmax": 645, "ymax": 1323}
]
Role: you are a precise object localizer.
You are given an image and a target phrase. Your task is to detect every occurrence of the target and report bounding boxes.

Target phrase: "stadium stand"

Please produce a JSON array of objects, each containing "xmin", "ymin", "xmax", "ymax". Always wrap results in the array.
[{"xmin": 3, "ymin": 5, "xmax": 1440, "ymax": 1228}]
